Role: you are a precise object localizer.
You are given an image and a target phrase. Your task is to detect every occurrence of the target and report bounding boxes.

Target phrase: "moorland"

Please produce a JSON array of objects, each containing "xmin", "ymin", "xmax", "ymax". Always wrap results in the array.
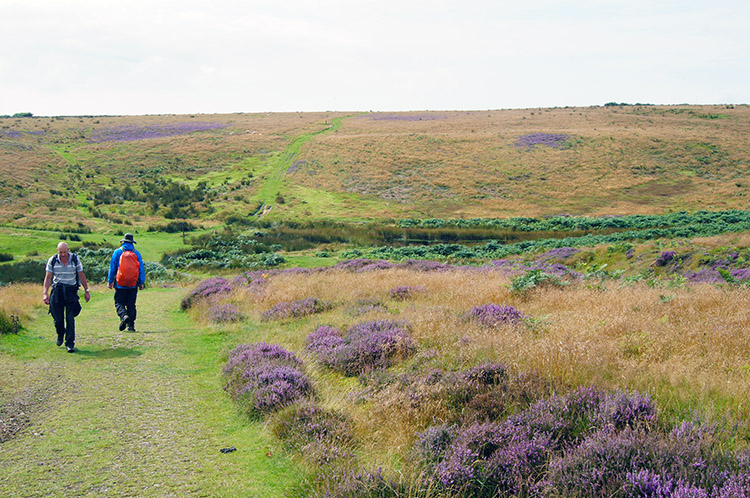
[{"xmin": 1, "ymin": 104, "xmax": 749, "ymax": 497}]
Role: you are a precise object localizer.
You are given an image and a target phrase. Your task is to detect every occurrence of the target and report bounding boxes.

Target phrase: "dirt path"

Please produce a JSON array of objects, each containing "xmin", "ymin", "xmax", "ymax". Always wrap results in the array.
[{"xmin": 0, "ymin": 287, "xmax": 300, "ymax": 497}]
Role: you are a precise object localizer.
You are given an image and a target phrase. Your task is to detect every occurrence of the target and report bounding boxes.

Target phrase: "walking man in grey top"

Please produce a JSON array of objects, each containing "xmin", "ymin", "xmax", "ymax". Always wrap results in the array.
[{"xmin": 43, "ymin": 241, "xmax": 91, "ymax": 352}]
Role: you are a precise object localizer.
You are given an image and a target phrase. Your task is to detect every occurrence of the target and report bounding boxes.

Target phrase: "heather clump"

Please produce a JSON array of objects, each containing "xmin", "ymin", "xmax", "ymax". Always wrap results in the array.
[
  {"xmin": 468, "ymin": 303, "xmax": 526, "ymax": 328},
  {"xmin": 306, "ymin": 320, "xmax": 415, "ymax": 376},
  {"xmin": 305, "ymin": 326, "xmax": 345, "ymax": 367},
  {"xmin": 542, "ymin": 423, "xmax": 750, "ymax": 497},
  {"xmin": 537, "ymin": 246, "xmax": 580, "ymax": 261},
  {"xmin": 261, "ymin": 297, "xmax": 333, "ymax": 321},
  {"xmin": 388, "ymin": 285, "xmax": 426, "ymax": 301},
  {"xmin": 656, "ymin": 251, "xmax": 678, "ymax": 266},
  {"xmin": 207, "ymin": 303, "xmax": 243, "ymax": 323},
  {"xmin": 222, "ymin": 342, "xmax": 312, "ymax": 418},
  {"xmin": 346, "ymin": 298, "xmax": 389, "ymax": 316},
  {"xmin": 307, "ymin": 467, "xmax": 407, "ymax": 498},
  {"xmin": 181, "ymin": 277, "xmax": 234, "ymax": 310},
  {"xmin": 363, "ymin": 364, "xmax": 549, "ymax": 431},
  {"xmin": 271, "ymin": 403, "xmax": 355, "ymax": 466},
  {"xmin": 417, "ymin": 387, "xmax": 658, "ymax": 496},
  {"xmin": 515, "ymin": 132, "xmax": 570, "ymax": 149},
  {"xmin": 88, "ymin": 121, "xmax": 226, "ymax": 142}
]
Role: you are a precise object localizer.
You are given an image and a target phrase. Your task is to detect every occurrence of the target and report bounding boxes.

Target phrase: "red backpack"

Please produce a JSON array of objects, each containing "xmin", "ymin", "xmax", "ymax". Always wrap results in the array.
[{"xmin": 116, "ymin": 251, "xmax": 140, "ymax": 287}]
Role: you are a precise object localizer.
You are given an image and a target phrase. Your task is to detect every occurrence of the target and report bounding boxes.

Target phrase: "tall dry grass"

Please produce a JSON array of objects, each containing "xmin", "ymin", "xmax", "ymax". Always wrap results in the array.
[
  {"xmin": 0, "ymin": 283, "xmax": 44, "ymax": 324},
  {"xmin": 214, "ymin": 268, "xmax": 750, "ymax": 463}
]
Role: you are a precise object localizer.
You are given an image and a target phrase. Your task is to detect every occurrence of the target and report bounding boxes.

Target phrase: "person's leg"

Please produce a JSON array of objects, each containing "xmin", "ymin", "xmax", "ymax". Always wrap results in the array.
[
  {"xmin": 64, "ymin": 301, "xmax": 76, "ymax": 348},
  {"xmin": 126, "ymin": 288, "xmax": 138, "ymax": 330},
  {"xmin": 50, "ymin": 300, "xmax": 65, "ymax": 346},
  {"xmin": 115, "ymin": 288, "xmax": 132, "ymax": 331}
]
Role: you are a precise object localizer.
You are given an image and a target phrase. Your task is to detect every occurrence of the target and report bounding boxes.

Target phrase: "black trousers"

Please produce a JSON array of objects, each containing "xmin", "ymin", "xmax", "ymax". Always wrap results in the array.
[
  {"xmin": 114, "ymin": 287, "xmax": 138, "ymax": 327},
  {"xmin": 49, "ymin": 285, "xmax": 80, "ymax": 347}
]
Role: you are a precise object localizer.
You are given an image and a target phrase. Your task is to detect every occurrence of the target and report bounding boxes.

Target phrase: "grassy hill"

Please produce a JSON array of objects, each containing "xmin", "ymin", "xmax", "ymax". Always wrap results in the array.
[
  {"xmin": 2, "ymin": 105, "xmax": 750, "ymax": 497},
  {"xmin": 1, "ymin": 104, "xmax": 748, "ymax": 234}
]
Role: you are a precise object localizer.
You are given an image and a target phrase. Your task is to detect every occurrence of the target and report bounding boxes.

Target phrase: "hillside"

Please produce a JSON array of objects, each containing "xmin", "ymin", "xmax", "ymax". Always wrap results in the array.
[{"xmin": 1, "ymin": 105, "xmax": 748, "ymax": 234}]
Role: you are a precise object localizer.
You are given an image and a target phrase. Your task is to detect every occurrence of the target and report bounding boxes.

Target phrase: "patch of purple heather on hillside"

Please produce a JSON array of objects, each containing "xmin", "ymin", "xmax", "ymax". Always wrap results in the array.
[
  {"xmin": 684, "ymin": 269, "xmax": 725, "ymax": 284},
  {"xmin": 469, "ymin": 304, "xmax": 526, "ymax": 327},
  {"xmin": 306, "ymin": 319, "xmax": 415, "ymax": 376},
  {"xmin": 222, "ymin": 342, "xmax": 311, "ymax": 417},
  {"xmin": 88, "ymin": 122, "xmax": 227, "ymax": 142},
  {"xmin": 347, "ymin": 298, "xmax": 389, "ymax": 316},
  {"xmin": 420, "ymin": 387, "xmax": 658, "ymax": 495},
  {"xmin": 515, "ymin": 133, "xmax": 569, "ymax": 149},
  {"xmin": 208, "ymin": 303, "xmax": 243, "ymax": 323},
  {"xmin": 181, "ymin": 277, "xmax": 235, "ymax": 310},
  {"xmin": 388, "ymin": 285, "xmax": 426, "ymax": 301},
  {"xmin": 656, "ymin": 251, "xmax": 677, "ymax": 266},
  {"xmin": 261, "ymin": 297, "xmax": 333, "ymax": 321},
  {"xmin": 364, "ymin": 113, "xmax": 448, "ymax": 121},
  {"xmin": 538, "ymin": 247, "xmax": 580, "ymax": 261},
  {"xmin": 490, "ymin": 259, "xmax": 582, "ymax": 279}
]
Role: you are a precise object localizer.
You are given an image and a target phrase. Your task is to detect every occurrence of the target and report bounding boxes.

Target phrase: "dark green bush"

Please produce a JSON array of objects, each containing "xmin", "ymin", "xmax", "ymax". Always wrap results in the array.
[{"xmin": 0, "ymin": 260, "xmax": 46, "ymax": 285}]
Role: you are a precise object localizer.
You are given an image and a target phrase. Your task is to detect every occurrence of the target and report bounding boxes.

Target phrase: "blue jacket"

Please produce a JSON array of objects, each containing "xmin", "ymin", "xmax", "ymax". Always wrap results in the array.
[{"xmin": 108, "ymin": 242, "xmax": 146, "ymax": 289}]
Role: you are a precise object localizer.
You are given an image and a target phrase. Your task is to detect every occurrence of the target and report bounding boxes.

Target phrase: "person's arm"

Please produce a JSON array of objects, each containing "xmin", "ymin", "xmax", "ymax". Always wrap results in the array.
[
  {"xmin": 43, "ymin": 271, "xmax": 52, "ymax": 304},
  {"xmin": 108, "ymin": 249, "xmax": 120, "ymax": 289},
  {"xmin": 137, "ymin": 251, "xmax": 146, "ymax": 290},
  {"xmin": 79, "ymin": 271, "xmax": 91, "ymax": 302}
]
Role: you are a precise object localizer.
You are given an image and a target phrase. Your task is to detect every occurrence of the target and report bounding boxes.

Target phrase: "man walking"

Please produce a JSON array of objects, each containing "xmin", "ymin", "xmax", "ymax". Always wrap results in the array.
[
  {"xmin": 43, "ymin": 241, "xmax": 91, "ymax": 352},
  {"xmin": 108, "ymin": 233, "xmax": 145, "ymax": 332}
]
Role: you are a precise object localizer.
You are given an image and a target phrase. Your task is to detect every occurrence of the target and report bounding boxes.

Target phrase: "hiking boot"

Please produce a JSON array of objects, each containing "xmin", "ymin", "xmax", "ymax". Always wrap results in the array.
[
  {"xmin": 67, "ymin": 346, "xmax": 75, "ymax": 353},
  {"xmin": 119, "ymin": 315, "xmax": 129, "ymax": 331},
  {"xmin": 56, "ymin": 334, "xmax": 64, "ymax": 346}
]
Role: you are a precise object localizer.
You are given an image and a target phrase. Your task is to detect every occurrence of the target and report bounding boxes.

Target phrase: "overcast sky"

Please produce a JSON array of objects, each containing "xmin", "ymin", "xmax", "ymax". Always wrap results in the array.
[{"xmin": 1, "ymin": 0, "xmax": 748, "ymax": 116}]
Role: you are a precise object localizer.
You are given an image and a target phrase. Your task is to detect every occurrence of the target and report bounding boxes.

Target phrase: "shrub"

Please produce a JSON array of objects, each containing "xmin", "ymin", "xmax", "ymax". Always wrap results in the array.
[
  {"xmin": 0, "ymin": 260, "xmax": 46, "ymax": 285},
  {"xmin": 261, "ymin": 297, "xmax": 332, "ymax": 321},
  {"xmin": 468, "ymin": 304, "xmax": 526, "ymax": 327},
  {"xmin": 537, "ymin": 247, "xmax": 580, "ymax": 261},
  {"xmin": 307, "ymin": 467, "xmax": 404, "ymax": 498},
  {"xmin": 222, "ymin": 342, "xmax": 312, "ymax": 418},
  {"xmin": 181, "ymin": 277, "xmax": 233, "ymax": 310},
  {"xmin": 271, "ymin": 403, "xmax": 355, "ymax": 465},
  {"xmin": 346, "ymin": 298, "xmax": 388, "ymax": 316},
  {"xmin": 388, "ymin": 285, "xmax": 426, "ymax": 301},
  {"xmin": 420, "ymin": 386, "xmax": 658, "ymax": 496},
  {"xmin": 656, "ymin": 251, "xmax": 677, "ymax": 266},
  {"xmin": 510, "ymin": 269, "xmax": 569, "ymax": 295},
  {"xmin": 306, "ymin": 319, "xmax": 415, "ymax": 376},
  {"xmin": 208, "ymin": 303, "xmax": 243, "ymax": 323}
]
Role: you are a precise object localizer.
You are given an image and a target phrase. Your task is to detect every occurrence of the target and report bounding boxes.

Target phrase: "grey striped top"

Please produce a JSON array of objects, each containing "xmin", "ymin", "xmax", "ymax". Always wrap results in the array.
[{"xmin": 46, "ymin": 254, "xmax": 83, "ymax": 286}]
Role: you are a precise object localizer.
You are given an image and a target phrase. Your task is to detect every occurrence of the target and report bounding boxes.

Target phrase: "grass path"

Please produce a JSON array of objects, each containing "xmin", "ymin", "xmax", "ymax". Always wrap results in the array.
[
  {"xmin": 0, "ymin": 287, "xmax": 302, "ymax": 497},
  {"xmin": 255, "ymin": 116, "xmax": 346, "ymax": 209}
]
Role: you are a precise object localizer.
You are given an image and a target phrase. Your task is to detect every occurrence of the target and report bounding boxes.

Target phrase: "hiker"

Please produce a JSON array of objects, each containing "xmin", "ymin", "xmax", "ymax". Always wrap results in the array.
[
  {"xmin": 43, "ymin": 241, "xmax": 91, "ymax": 353},
  {"xmin": 107, "ymin": 233, "xmax": 145, "ymax": 332}
]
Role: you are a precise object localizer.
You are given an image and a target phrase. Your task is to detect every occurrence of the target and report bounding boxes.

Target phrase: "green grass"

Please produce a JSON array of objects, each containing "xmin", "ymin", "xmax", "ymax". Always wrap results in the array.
[
  {"xmin": 0, "ymin": 287, "xmax": 303, "ymax": 497},
  {"xmin": 256, "ymin": 117, "xmax": 347, "ymax": 208},
  {"xmin": 0, "ymin": 227, "xmax": 201, "ymax": 263}
]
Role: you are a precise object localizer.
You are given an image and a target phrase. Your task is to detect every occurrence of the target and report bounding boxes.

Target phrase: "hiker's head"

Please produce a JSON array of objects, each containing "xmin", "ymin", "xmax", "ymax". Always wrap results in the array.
[
  {"xmin": 120, "ymin": 233, "xmax": 136, "ymax": 245},
  {"xmin": 57, "ymin": 241, "xmax": 70, "ymax": 259}
]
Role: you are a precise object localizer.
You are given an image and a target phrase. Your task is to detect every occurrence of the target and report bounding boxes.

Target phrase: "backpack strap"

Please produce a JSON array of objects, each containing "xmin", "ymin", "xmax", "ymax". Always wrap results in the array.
[{"xmin": 72, "ymin": 253, "xmax": 80, "ymax": 287}]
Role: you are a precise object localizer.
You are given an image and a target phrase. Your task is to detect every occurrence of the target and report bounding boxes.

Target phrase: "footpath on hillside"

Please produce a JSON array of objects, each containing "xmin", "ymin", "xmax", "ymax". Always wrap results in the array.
[{"xmin": 0, "ymin": 287, "xmax": 300, "ymax": 497}]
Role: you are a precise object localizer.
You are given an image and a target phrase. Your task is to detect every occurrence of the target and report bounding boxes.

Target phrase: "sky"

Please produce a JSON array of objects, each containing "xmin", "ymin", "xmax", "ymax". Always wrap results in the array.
[{"xmin": 1, "ymin": 0, "xmax": 748, "ymax": 116}]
